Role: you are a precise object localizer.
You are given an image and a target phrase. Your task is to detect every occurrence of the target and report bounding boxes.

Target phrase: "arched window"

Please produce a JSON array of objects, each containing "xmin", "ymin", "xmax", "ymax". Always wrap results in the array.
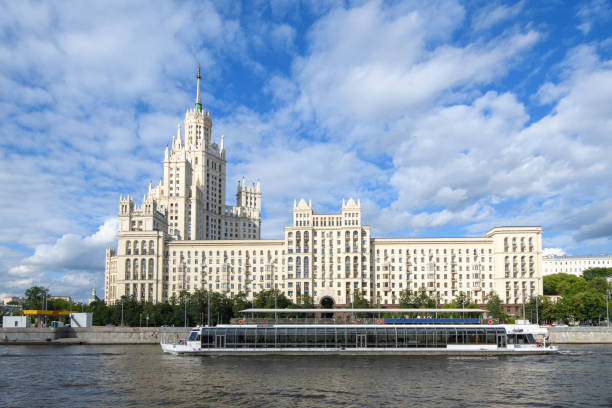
[
  {"xmin": 125, "ymin": 259, "xmax": 131, "ymax": 280},
  {"xmin": 134, "ymin": 240, "xmax": 139, "ymax": 255},
  {"xmin": 141, "ymin": 240, "xmax": 147, "ymax": 255},
  {"xmin": 288, "ymin": 232, "xmax": 293, "ymax": 238},
  {"xmin": 148, "ymin": 259, "xmax": 154, "ymax": 279},
  {"xmin": 149, "ymin": 241, "xmax": 155, "ymax": 254},
  {"xmin": 133, "ymin": 259, "xmax": 138, "ymax": 279},
  {"xmin": 141, "ymin": 259, "xmax": 146, "ymax": 280},
  {"xmin": 304, "ymin": 257, "xmax": 309, "ymax": 273},
  {"xmin": 126, "ymin": 241, "xmax": 131, "ymax": 255}
]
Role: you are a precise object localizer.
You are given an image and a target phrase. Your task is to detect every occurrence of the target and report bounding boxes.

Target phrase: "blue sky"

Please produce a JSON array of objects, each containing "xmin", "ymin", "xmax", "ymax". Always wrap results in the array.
[{"xmin": 1, "ymin": 0, "xmax": 612, "ymax": 301}]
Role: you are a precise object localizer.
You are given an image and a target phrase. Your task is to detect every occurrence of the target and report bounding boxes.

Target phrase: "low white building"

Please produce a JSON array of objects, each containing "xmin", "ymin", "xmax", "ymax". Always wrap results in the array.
[
  {"xmin": 2, "ymin": 316, "xmax": 31, "ymax": 328},
  {"xmin": 543, "ymin": 254, "xmax": 612, "ymax": 276},
  {"xmin": 70, "ymin": 313, "xmax": 93, "ymax": 328}
]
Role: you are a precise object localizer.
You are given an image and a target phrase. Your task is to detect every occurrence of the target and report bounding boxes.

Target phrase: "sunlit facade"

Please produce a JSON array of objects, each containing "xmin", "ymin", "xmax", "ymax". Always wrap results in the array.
[{"xmin": 104, "ymin": 69, "xmax": 543, "ymax": 309}]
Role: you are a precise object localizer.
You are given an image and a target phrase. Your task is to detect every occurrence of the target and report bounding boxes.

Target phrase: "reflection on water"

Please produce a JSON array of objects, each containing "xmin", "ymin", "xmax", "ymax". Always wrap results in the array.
[{"xmin": 1, "ymin": 344, "xmax": 611, "ymax": 407}]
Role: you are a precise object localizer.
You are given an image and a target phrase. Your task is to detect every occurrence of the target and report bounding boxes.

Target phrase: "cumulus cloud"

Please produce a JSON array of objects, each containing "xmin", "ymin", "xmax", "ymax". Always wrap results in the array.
[
  {"xmin": 4, "ymin": 219, "xmax": 117, "ymax": 299},
  {"xmin": 543, "ymin": 248, "xmax": 565, "ymax": 257}
]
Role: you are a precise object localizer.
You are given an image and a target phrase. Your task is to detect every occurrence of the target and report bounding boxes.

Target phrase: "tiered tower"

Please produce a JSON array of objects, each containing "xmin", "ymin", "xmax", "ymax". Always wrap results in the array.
[
  {"xmin": 105, "ymin": 66, "xmax": 262, "ymax": 302},
  {"xmin": 140, "ymin": 65, "xmax": 261, "ymax": 240}
]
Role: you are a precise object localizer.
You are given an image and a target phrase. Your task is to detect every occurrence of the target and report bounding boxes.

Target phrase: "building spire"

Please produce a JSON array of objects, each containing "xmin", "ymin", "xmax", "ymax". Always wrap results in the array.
[{"xmin": 195, "ymin": 64, "xmax": 202, "ymax": 112}]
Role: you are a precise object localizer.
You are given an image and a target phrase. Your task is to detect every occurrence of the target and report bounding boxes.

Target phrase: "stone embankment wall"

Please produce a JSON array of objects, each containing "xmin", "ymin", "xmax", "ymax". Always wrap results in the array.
[
  {"xmin": 0, "ymin": 327, "xmax": 191, "ymax": 344},
  {"xmin": 549, "ymin": 327, "xmax": 612, "ymax": 344},
  {"xmin": 1, "ymin": 326, "xmax": 612, "ymax": 344}
]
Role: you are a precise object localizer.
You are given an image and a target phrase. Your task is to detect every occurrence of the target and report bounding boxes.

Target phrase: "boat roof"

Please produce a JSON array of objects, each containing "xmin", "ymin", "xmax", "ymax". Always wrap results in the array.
[{"xmin": 239, "ymin": 308, "xmax": 486, "ymax": 314}]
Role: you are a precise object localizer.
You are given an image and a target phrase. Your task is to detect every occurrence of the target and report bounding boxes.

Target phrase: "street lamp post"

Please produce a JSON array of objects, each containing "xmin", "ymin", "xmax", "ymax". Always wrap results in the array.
[
  {"xmin": 605, "ymin": 290, "xmax": 611, "ymax": 328},
  {"xmin": 207, "ymin": 290, "xmax": 211, "ymax": 327},
  {"xmin": 535, "ymin": 295, "xmax": 539, "ymax": 325},
  {"xmin": 522, "ymin": 290, "xmax": 526, "ymax": 321}
]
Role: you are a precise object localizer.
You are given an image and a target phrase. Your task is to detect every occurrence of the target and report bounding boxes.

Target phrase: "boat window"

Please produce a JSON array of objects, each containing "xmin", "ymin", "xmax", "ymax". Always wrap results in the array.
[{"xmin": 199, "ymin": 326, "xmax": 506, "ymax": 350}]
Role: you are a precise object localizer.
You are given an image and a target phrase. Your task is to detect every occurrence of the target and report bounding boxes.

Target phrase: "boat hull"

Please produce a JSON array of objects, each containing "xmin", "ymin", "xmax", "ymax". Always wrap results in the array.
[{"xmin": 160, "ymin": 344, "xmax": 559, "ymax": 356}]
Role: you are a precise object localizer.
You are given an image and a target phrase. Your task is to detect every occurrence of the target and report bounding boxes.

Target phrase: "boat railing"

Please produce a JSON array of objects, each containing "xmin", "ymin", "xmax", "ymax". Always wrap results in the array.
[{"xmin": 229, "ymin": 317, "xmax": 484, "ymax": 325}]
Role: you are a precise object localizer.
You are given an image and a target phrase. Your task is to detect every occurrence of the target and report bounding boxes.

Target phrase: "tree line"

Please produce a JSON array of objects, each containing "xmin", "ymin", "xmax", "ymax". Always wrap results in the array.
[
  {"xmin": 8, "ymin": 269, "xmax": 609, "ymax": 326},
  {"xmin": 528, "ymin": 267, "xmax": 612, "ymax": 324},
  {"xmin": 6, "ymin": 286, "xmax": 498, "ymax": 326}
]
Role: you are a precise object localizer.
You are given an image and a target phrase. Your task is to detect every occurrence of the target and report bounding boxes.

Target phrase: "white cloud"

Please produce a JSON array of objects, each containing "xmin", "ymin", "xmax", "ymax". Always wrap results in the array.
[
  {"xmin": 576, "ymin": 0, "xmax": 612, "ymax": 35},
  {"xmin": 472, "ymin": 1, "xmax": 524, "ymax": 31},
  {"xmin": 543, "ymin": 248, "xmax": 565, "ymax": 257},
  {"xmin": 298, "ymin": 1, "xmax": 534, "ymax": 122},
  {"xmin": 3, "ymin": 219, "xmax": 117, "ymax": 299}
]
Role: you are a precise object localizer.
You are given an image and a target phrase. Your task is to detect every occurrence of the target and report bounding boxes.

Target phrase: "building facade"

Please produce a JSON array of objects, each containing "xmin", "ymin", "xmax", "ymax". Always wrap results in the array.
[
  {"xmin": 105, "ymin": 68, "xmax": 543, "ymax": 310},
  {"xmin": 543, "ymin": 254, "xmax": 612, "ymax": 276},
  {"xmin": 106, "ymin": 197, "xmax": 543, "ymax": 308}
]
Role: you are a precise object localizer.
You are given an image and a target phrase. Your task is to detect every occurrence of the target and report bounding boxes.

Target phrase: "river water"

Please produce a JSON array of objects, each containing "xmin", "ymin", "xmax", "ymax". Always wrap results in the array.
[{"xmin": 0, "ymin": 344, "xmax": 610, "ymax": 407}]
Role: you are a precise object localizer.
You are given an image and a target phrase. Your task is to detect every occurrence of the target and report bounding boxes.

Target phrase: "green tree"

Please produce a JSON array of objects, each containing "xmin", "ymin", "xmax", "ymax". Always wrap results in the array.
[
  {"xmin": 399, "ymin": 289, "xmax": 416, "ymax": 308},
  {"xmin": 583, "ymin": 267, "xmax": 612, "ymax": 281},
  {"xmin": 232, "ymin": 292, "xmax": 251, "ymax": 317},
  {"xmin": 587, "ymin": 277, "xmax": 611, "ymax": 295},
  {"xmin": 350, "ymin": 290, "xmax": 371, "ymax": 308},
  {"xmin": 485, "ymin": 292, "xmax": 507, "ymax": 320},
  {"xmin": 253, "ymin": 289, "xmax": 292, "ymax": 310},
  {"xmin": 296, "ymin": 294, "xmax": 314, "ymax": 308},
  {"xmin": 413, "ymin": 288, "xmax": 436, "ymax": 308},
  {"xmin": 24, "ymin": 286, "xmax": 49, "ymax": 310},
  {"xmin": 89, "ymin": 300, "xmax": 110, "ymax": 326},
  {"xmin": 543, "ymin": 273, "xmax": 586, "ymax": 295},
  {"xmin": 399, "ymin": 288, "xmax": 436, "ymax": 309}
]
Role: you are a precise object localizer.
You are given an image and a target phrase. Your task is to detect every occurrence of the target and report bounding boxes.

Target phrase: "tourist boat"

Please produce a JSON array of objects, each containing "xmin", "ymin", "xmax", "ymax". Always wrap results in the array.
[{"xmin": 160, "ymin": 308, "xmax": 558, "ymax": 355}]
